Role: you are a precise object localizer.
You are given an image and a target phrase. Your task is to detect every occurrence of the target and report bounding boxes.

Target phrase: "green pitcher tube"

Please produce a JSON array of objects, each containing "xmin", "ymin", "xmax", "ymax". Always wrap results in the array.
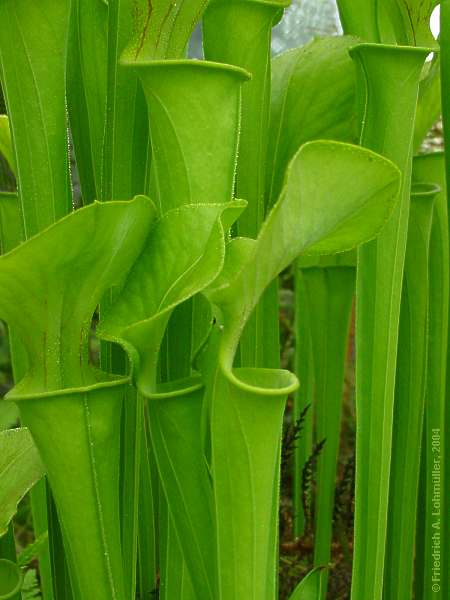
[
  {"xmin": 385, "ymin": 183, "xmax": 438, "ymax": 600},
  {"xmin": 439, "ymin": 6, "xmax": 450, "ymax": 597},
  {"xmin": 13, "ymin": 383, "xmax": 128, "ymax": 600},
  {"xmin": 123, "ymin": 59, "xmax": 250, "ymax": 212},
  {"xmin": 413, "ymin": 153, "xmax": 449, "ymax": 600},
  {"xmin": 203, "ymin": 0, "xmax": 290, "ymax": 236},
  {"xmin": 203, "ymin": 0, "xmax": 289, "ymax": 370},
  {"xmin": 0, "ymin": 197, "xmax": 152, "ymax": 600},
  {"xmin": 349, "ymin": 42, "xmax": 431, "ymax": 600},
  {"xmin": 307, "ymin": 267, "xmax": 355, "ymax": 600},
  {"xmin": 0, "ymin": 0, "xmax": 72, "ymax": 237}
]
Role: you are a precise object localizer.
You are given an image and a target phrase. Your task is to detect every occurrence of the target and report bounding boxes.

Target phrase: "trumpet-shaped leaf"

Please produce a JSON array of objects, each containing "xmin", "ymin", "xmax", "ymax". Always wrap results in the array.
[
  {"xmin": 145, "ymin": 381, "xmax": 216, "ymax": 600},
  {"xmin": 337, "ymin": 0, "xmax": 439, "ymax": 46},
  {"xmin": 204, "ymin": 0, "xmax": 291, "ymax": 235},
  {"xmin": 200, "ymin": 138, "xmax": 400, "ymax": 599},
  {"xmin": 0, "ymin": 559, "xmax": 22, "ymax": 600},
  {"xmin": 0, "ymin": 428, "xmax": 45, "ymax": 537},
  {"xmin": 413, "ymin": 153, "xmax": 449, "ymax": 600},
  {"xmin": 385, "ymin": 182, "xmax": 437, "ymax": 600},
  {"xmin": 124, "ymin": 61, "xmax": 250, "ymax": 212},
  {"xmin": 206, "ymin": 140, "xmax": 400, "ymax": 360},
  {"xmin": 349, "ymin": 42, "xmax": 431, "ymax": 600},
  {"xmin": 98, "ymin": 201, "xmax": 245, "ymax": 387},
  {"xmin": 268, "ymin": 36, "xmax": 359, "ymax": 205},
  {"xmin": 0, "ymin": 197, "xmax": 154, "ymax": 395},
  {"xmin": 0, "ymin": 198, "xmax": 154, "ymax": 600},
  {"xmin": 98, "ymin": 201, "xmax": 244, "ymax": 599},
  {"xmin": 203, "ymin": 0, "xmax": 291, "ymax": 369}
]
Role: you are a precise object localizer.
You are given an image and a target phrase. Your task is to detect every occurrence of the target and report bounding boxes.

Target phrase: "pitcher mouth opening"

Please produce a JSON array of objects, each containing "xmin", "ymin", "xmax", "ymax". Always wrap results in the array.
[{"xmin": 121, "ymin": 57, "xmax": 252, "ymax": 82}]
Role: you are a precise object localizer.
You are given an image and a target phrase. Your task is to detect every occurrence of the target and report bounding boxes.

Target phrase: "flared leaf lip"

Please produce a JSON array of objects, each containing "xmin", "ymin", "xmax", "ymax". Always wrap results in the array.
[
  {"xmin": 221, "ymin": 365, "xmax": 300, "ymax": 397},
  {"xmin": 98, "ymin": 200, "xmax": 247, "ymax": 338},
  {"xmin": 140, "ymin": 374, "xmax": 204, "ymax": 399},
  {"xmin": 348, "ymin": 42, "xmax": 436, "ymax": 58},
  {"xmin": 0, "ymin": 197, "xmax": 153, "ymax": 260},
  {"xmin": 411, "ymin": 181, "xmax": 441, "ymax": 199},
  {"xmin": 6, "ymin": 373, "xmax": 130, "ymax": 403},
  {"xmin": 0, "ymin": 559, "xmax": 24, "ymax": 598},
  {"xmin": 121, "ymin": 57, "xmax": 251, "ymax": 82}
]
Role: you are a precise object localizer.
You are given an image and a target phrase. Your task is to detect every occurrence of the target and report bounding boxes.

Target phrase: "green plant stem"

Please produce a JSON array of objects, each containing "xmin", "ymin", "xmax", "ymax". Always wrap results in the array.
[
  {"xmin": 127, "ymin": 60, "xmax": 249, "ymax": 212},
  {"xmin": 16, "ymin": 384, "xmax": 127, "ymax": 600},
  {"xmin": 0, "ymin": 0, "xmax": 72, "ymax": 237},
  {"xmin": 303, "ymin": 267, "xmax": 355, "ymax": 600},
  {"xmin": 439, "ymin": 6, "xmax": 450, "ymax": 599},
  {"xmin": 203, "ymin": 0, "xmax": 289, "ymax": 368},
  {"xmin": 0, "ymin": 5, "xmax": 73, "ymax": 595},
  {"xmin": 138, "ymin": 422, "xmax": 158, "ymax": 598},
  {"xmin": 413, "ymin": 153, "xmax": 449, "ymax": 600},
  {"xmin": 67, "ymin": 0, "xmax": 108, "ymax": 204},
  {"xmin": 349, "ymin": 42, "xmax": 430, "ymax": 600},
  {"xmin": 0, "ymin": 193, "xmax": 54, "ymax": 600},
  {"xmin": 201, "ymin": 324, "xmax": 297, "ymax": 600},
  {"xmin": 384, "ymin": 183, "xmax": 437, "ymax": 600}
]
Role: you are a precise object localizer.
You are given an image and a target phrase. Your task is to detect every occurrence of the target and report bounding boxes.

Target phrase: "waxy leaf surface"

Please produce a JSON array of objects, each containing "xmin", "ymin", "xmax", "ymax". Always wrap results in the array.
[
  {"xmin": 99, "ymin": 201, "xmax": 245, "ymax": 387},
  {"xmin": 0, "ymin": 197, "xmax": 155, "ymax": 395},
  {"xmin": 206, "ymin": 140, "xmax": 400, "ymax": 361},
  {"xmin": 268, "ymin": 36, "xmax": 359, "ymax": 204}
]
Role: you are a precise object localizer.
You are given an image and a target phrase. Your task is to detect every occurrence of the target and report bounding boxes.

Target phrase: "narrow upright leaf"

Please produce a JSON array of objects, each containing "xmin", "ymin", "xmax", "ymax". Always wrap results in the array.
[{"xmin": 0, "ymin": 429, "xmax": 44, "ymax": 538}]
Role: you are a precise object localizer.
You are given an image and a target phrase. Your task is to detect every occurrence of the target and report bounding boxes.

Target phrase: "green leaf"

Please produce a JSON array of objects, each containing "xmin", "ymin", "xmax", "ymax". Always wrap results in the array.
[
  {"xmin": 204, "ymin": 0, "xmax": 290, "ymax": 235},
  {"xmin": 67, "ymin": 0, "xmax": 108, "ymax": 202},
  {"xmin": 0, "ymin": 193, "xmax": 23, "ymax": 254},
  {"xmin": 123, "ymin": 0, "xmax": 212, "ymax": 61},
  {"xmin": 0, "ymin": 198, "xmax": 154, "ymax": 600},
  {"xmin": 288, "ymin": 566, "xmax": 327, "ymax": 600},
  {"xmin": 438, "ymin": 7, "xmax": 450, "ymax": 597},
  {"xmin": 385, "ymin": 182, "xmax": 437, "ymax": 600},
  {"xmin": 414, "ymin": 55, "xmax": 442, "ymax": 152},
  {"xmin": 207, "ymin": 361, "xmax": 297, "ymax": 600},
  {"xmin": 0, "ymin": 429, "xmax": 45, "ymax": 537},
  {"xmin": 0, "ymin": 0, "xmax": 72, "ymax": 237},
  {"xmin": 145, "ymin": 381, "xmax": 216, "ymax": 600},
  {"xmin": 200, "ymin": 139, "xmax": 399, "ymax": 600},
  {"xmin": 349, "ymin": 42, "xmax": 431, "ymax": 600},
  {"xmin": 299, "ymin": 268, "xmax": 355, "ymax": 599},
  {"xmin": 337, "ymin": 0, "xmax": 439, "ymax": 46},
  {"xmin": 17, "ymin": 532, "xmax": 49, "ymax": 568},
  {"xmin": 267, "ymin": 36, "xmax": 359, "ymax": 205},
  {"xmin": 0, "ymin": 404, "xmax": 19, "ymax": 433},
  {"xmin": 98, "ymin": 201, "xmax": 243, "ymax": 598},
  {"xmin": 98, "ymin": 201, "xmax": 245, "ymax": 388},
  {"xmin": 0, "ymin": 197, "xmax": 155, "ymax": 396},
  {"xmin": 0, "ymin": 117, "xmax": 15, "ymax": 176},
  {"xmin": 0, "ymin": 560, "xmax": 23, "ymax": 600},
  {"xmin": 206, "ymin": 140, "xmax": 400, "ymax": 361},
  {"xmin": 124, "ymin": 60, "xmax": 250, "ymax": 212},
  {"xmin": 203, "ymin": 0, "xmax": 290, "ymax": 370},
  {"xmin": 413, "ymin": 153, "xmax": 449, "ymax": 600},
  {"xmin": 17, "ymin": 383, "xmax": 129, "ymax": 600}
]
